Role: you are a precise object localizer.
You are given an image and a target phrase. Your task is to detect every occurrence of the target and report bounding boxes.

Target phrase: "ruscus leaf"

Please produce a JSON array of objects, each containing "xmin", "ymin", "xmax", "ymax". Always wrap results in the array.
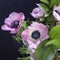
[
  {"xmin": 34, "ymin": 40, "xmax": 48, "ymax": 60},
  {"xmin": 42, "ymin": 46, "xmax": 56, "ymax": 60},
  {"xmin": 45, "ymin": 39, "xmax": 60, "ymax": 49},
  {"xmin": 49, "ymin": 25, "xmax": 60, "ymax": 39}
]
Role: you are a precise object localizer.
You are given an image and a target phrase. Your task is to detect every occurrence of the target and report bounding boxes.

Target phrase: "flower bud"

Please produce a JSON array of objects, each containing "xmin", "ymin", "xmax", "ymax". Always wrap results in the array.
[
  {"xmin": 53, "ymin": 6, "xmax": 60, "ymax": 21},
  {"xmin": 30, "ymin": 7, "xmax": 45, "ymax": 19}
]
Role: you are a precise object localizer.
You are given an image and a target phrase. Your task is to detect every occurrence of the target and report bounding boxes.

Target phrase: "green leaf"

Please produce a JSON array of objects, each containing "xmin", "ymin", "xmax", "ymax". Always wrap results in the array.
[
  {"xmin": 21, "ymin": 57, "xmax": 30, "ymax": 60},
  {"xmin": 49, "ymin": 0, "xmax": 59, "ymax": 9},
  {"xmin": 56, "ymin": 49, "xmax": 60, "ymax": 59},
  {"xmin": 37, "ymin": 3, "xmax": 49, "ymax": 12},
  {"xmin": 34, "ymin": 40, "xmax": 48, "ymax": 60},
  {"xmin": 49, "ymin": 25, "xmax": 60, "ymax": 39},
  {"xmin": 17, "ymin": 57, "xmax": 30, "ymax": 60},
  {"xmin": 18, "ymin": 45, "xmax": 30, "ymax": 54},
  {"xmin": 55, "ymin": 0, "xmax": 60, "ymax": 6},
  {"xmin": 45, "ymin": 39, "xmax": 60, "ymax": 48},
  {"xmin": 44, "ymin": 14, "xmax": 56, "ymax": 30},
  {"xmin": 42, "ymin": 46, "xmax": 56, "ymax": 60},
  {"xmin": 58, "ymin": 0, "xmax": 60, "ymax": 6},
  {"xmin": 40, "ymin": 0, "xmax": 49, "ymax": 5}
]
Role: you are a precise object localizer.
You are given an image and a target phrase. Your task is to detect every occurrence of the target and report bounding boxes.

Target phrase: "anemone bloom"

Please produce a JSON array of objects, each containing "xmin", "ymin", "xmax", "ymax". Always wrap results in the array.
[
  {"xmin": 53, "ymin": 6, "xmax": 60, "ymax": 21},
  {"xmin": 21, "ymin": 22, "xmax": 49, "ymax": 53},
  {"xmin": 30, "ymin": 7, "xmax": 45, "ymax": 19},
  {"xmin": 1, "ymin": 12, "xmax": 25, "ymax": 34}
]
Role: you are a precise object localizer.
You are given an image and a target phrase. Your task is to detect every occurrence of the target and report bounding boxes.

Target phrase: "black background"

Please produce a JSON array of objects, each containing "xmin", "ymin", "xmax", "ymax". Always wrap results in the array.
[{"xmin": 0, "ymin": 0, "xmax": 40, "ymax": 60}]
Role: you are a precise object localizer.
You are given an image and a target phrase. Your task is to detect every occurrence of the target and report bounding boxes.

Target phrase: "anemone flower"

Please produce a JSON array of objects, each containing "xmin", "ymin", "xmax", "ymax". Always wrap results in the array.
[
  {"xmin": 21, "ymin": 22, "xmax": 49, "ymax": 53},
  {"xmin": 30, "ymin": 7, "xmax": 45, "ymax": 19},
  {"xmin": 53, "ymin": 5, "xmax": 60, "ymax": 21},
  {"xmin": 1, "ymin": 12, "xmax": 25, "ymax": 34}
]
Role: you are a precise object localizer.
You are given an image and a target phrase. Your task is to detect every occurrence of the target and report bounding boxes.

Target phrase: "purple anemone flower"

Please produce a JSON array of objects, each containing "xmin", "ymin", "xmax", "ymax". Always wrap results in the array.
[
  {"xmin": 21, "ymin": 22, "xmax": 49, "ymax": 53},
  {"xmin": 1, "ymin": 12, "xmax": 25, "ymax": 34},
  {"xmin": 30, "ymin": 7, "xmax": 45, "ymax": 19},
  {"xmin": 53, "ymin": 6, "xmax": 60, "ymax": 21}
]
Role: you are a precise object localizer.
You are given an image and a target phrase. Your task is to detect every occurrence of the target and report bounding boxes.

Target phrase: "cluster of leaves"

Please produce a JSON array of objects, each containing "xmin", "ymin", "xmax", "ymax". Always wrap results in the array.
[
  {"xmin": 13, "ymin": 0, "xmax": 60, "ymax": 60},
  {"xmin": 17, "ymin": 45, "xmax": 30, "ymax": 60}
]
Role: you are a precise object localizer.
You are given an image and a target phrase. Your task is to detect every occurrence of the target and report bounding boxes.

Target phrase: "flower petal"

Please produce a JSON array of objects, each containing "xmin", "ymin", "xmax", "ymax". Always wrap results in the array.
[
  {"xmin": 53, "ymin": 6, "xmax": 60, "ymax": 21},
  {"xmin": 19, "ymin": 12, "xmax": 25, "ymax": 22},
  {"xmin": 1, "ymin": 25, "xmax": 15, "ymax": 31},
  {"xmin": 10, "ymin": 29, "xmax": 18, "ymax": 34},
  {"xmin": 31, "ymin": 7, "xmax": 45, "ymax": 19},
  {"xmin": 21, "ymin": 29, "xmax": 29, "ymax": 41},
  {"xmin": 10, "ymin": 26, "xmax": 20, "ymax": 34},
  {"xmin": 4, "ymin": 18, "xmax": 12, "ymax": 26}
]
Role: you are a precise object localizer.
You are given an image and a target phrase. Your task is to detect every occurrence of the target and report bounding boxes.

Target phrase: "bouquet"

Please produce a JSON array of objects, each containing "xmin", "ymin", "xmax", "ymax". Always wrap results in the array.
[{"xmin": 1, "ymin": 0, "xmax": 60, "ymax": 60}]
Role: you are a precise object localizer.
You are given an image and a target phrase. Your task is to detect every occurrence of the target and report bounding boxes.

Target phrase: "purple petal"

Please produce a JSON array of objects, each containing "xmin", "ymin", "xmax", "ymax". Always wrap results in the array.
[
  {"xmin": 53, "ymin": 6, "xmax": 60, "ymax": 21},
  {"xmin": 21, "ymin": 29, "xmax": 29, "ymax": 41},
  {"xmin": 31, "ymin": 7, "xmax": 45, "ymax": 19},
  {"xmin": 19, "ymin": 12, "xmax": 25, "ymax": 21},
  {"xmin": 1, "ymin": 25, "xmax": 15, "ymax": 31}
]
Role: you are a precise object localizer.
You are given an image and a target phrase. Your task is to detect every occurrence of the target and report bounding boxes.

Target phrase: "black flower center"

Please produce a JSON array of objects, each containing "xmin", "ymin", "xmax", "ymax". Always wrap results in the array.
[
  {"xmin": 11, "ymin": 20, "xmax": 19, "ymax": 28},
  {"xmin": 31, "ymin": 31, "xmax": 40, "ymax": 40},
  {"xmin": 55, "ymin": 10, "xmax": 60, "ymax": 15}
]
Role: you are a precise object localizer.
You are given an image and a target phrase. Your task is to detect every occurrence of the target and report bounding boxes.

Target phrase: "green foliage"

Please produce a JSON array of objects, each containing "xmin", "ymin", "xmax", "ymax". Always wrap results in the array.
[
  {"xmin": 17, "ymin": 57, "xmax": 30, "ymax": 60},
  {"xmin": 34, "ymin": 40, "xmax": 56, "ymax": 60},
  {"xmin": 45, "ymin": 39, "xmax": 60, "ymax": 49},
  {"xmin": 17, "ymin": 45, "xmax": 30, "ymax": 60},
  {"xmin": 34, "ymin": 40, "xmax": 48, "ymax": 60},
  {"xmin": 18, "ymin": 45, "xmax": 30, "ymax": 54},
  {"xmin": 37, "ymin": 3, "xmax": 49, "ymax": 13},
  {"xmin": 40, "ymin": 0, "xmax": 49, "ymax": 5},
  {"xmin": 56, "ymin": 49, "xmax": 60, "ymax": 59},
  {"xmin": 49, "ymin": 25, "xmax": 60, "ymax": 39},
  {"xmin": 42, "ymin": 46, "xmax": 56, "ymax": 60},
  {"xmin": 20, "ymin": 57, "xmax": 30, "ymax": 60},
  {"xmin": 49, "ymin": 0, "xmax": 59, "ymax": 9},
  {"xmin": 57, "ymin": 0, "xmax": 60, "ymax": 6},
  {"xmin": 40, "ymin": 0, "xmax": 60, "ymax": 9},
  {"xmin": 44, "ymin": 14, "xmax": 56, "ymax": 30}
]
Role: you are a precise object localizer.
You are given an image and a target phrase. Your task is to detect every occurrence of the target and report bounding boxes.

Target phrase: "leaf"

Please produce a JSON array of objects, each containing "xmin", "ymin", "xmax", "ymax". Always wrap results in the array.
[
  {"xmin": 18, "ymin": 45, "xmax": 30, "ymax": 54},
  {"xmin": 58, "ymin": 0, "xmax": 60, "ymax": 6},
  {"xmin": 45, "ymin": 39, "xmax": 60, "ymax": 49},
  {"xmin": 17, "ymin": 57, "xmax": 30, "ymax": 60},
  {"xmin": 55, "ymin": 0, "xmax": 60, "ymax": 6},
  {"xmin": 56, "ymin": 49, "xmax": 60, "ymax": 59},
  {"xmin": 34, "ymin": 40, "xmax": 48, "ymax": 60},
  {"xmin": 49, "ymin": 0, "xmax": 59, "ymax": 9},
  {"xmin": 40, "ymin": 0, "xmax": 49, "ymax": 5},
  {"xmin": 42, "ymin": 46, "xmax": 56, "ymax": 60},
  {"xmin": 20, "ymin": 57, "xmax": 30, "ymax": 60},
  {"xmin": 44, "ymin": 14, "xmax": 56, "ymax": 30},
  {"xmin": 49, "ymin": 25, "xmax": 60, "ymax": 39},
  {"xmin": 37, "ymin": 3, "xmax": 49, "ymax": 12}
]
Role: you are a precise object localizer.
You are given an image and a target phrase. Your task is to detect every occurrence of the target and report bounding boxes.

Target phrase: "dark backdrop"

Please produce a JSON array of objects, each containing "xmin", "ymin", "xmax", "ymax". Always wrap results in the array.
[{"xmin": 0, "ymin": 0, "xmax": 40, "ymax": 60}]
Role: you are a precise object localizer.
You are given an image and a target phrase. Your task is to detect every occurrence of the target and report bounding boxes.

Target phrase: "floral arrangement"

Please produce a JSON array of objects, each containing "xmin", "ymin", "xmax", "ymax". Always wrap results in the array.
[{"xmin": 1, "ymin": 0, "xmax": 60, "ymax": 60}]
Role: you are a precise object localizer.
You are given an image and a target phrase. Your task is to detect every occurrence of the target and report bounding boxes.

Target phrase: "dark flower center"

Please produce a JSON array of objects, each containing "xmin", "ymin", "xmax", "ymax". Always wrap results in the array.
[
  {"xmin": 11, "ymin": 20, "xmax": 19, "ymax": 28},
  {"xmin": 55, "ymin": 10, "xmax": 60, "ymax": 15},
  {"xmin": 31, "ymin": 31, "xmax": 40, "ymax": 40}
]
